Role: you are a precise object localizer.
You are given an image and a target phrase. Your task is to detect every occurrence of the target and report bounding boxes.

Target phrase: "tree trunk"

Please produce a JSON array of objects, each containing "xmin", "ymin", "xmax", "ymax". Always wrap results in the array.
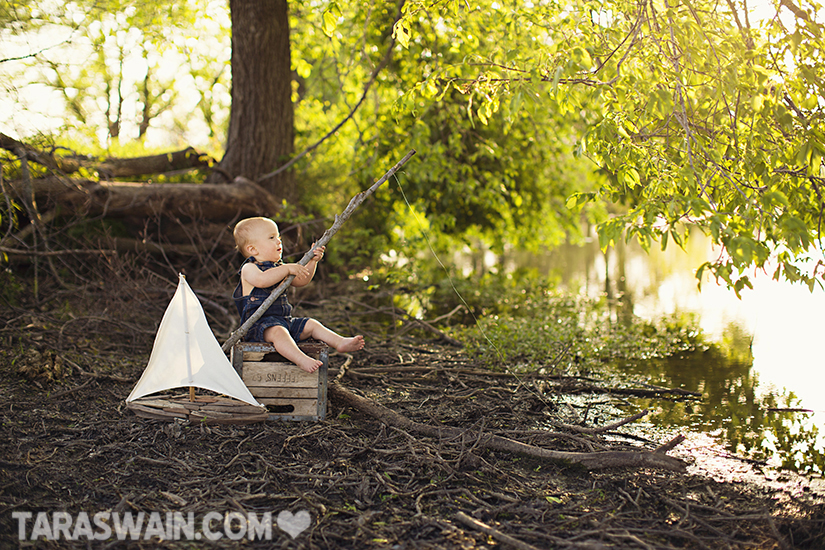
[{"xmin": 219, "ymin": 0, "xmax": 295, "ymax": 203}]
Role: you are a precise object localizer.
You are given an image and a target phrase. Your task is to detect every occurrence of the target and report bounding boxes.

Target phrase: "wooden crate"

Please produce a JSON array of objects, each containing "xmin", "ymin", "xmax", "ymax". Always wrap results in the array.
[{"xmin": 230, "ymin": 341, "xmax": 328, "ymax": 421}]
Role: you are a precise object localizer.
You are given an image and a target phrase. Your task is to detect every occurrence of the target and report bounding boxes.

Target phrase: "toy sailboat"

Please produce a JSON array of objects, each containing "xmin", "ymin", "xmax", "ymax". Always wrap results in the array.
[{"xmin": 126, "ymin": 274, "xmax": 268, "ymax": 424}]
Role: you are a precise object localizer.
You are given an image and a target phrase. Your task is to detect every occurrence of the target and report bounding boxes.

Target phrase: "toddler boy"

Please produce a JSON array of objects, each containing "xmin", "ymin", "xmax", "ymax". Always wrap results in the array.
[{"xmin": 232, "ymin": 217, "xmax": 364, "ymax": 372}]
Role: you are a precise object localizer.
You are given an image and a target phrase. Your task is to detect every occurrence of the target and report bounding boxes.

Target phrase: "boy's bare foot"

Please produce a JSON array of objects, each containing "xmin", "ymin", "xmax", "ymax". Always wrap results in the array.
[
  {"xmin": 336, "ymin": 335, "xmax": 365, "ymax": 353},
  {"xmin": 296, "ymin": 357, "xmax": 322, "ymax": 373}
]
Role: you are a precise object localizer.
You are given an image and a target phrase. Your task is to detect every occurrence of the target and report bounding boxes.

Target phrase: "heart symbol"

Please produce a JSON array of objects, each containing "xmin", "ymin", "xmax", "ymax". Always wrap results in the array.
[{"xmin": 277, "ymin": 510, "xmax": 311, "ymax": 539}]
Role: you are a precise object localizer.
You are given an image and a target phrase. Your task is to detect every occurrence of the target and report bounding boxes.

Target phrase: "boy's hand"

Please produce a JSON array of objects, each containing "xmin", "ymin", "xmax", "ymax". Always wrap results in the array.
[
  {"xmin": 311, "ymin": 245, "xmax": 325, "ymax": 262},
  {"xmin": 286, "ymin": 263, "xmax": 311, "ymax": 278}
]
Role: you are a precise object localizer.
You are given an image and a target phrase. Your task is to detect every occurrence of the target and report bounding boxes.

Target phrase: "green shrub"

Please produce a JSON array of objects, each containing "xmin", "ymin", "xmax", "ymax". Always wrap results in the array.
[{"xmin": 451, "ymin": 281, "xmax": 704, "ymax": 374}]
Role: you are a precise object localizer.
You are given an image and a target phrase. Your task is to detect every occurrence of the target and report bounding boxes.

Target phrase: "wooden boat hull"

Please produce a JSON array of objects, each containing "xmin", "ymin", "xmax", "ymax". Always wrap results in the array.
[{"xmin": 126, "ymin": 394, "xmax": 269, "ymax": 424}]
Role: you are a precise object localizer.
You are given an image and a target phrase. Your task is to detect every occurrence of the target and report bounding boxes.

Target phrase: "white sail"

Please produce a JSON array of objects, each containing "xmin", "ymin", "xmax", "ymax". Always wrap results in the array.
[{"xmin": 126, "ymin": 274, "xmax": 262, "ymax": 407}]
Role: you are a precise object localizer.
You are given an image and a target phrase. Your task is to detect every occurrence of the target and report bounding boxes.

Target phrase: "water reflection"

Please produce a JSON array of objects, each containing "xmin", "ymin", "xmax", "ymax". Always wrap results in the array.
[
  {"xmin": 615, "ymin": 347, "xmax": 824, "ymax": 473},
  {"xmin": 480, "ymin": 232, "xmax": 825, "ymax": 473}
]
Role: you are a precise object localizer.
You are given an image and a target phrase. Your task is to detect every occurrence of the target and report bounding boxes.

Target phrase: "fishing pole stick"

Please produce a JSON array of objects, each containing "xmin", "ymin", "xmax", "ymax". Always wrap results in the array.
[{"xmin": 222, "ymin": 149, "xmax": 417, "ymax": 352}]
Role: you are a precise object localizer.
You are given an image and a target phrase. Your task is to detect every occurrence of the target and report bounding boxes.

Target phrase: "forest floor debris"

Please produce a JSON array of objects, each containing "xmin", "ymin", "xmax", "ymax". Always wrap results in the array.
[{"xmin": 1, "ymin": 288, "xmax": 824, "ymax": 549}]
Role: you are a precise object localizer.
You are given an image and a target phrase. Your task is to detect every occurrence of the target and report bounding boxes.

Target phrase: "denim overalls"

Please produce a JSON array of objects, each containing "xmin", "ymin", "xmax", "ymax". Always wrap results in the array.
[{"xmin": 232, "ymin": 257, "xmax": 308, "ymax": 342}]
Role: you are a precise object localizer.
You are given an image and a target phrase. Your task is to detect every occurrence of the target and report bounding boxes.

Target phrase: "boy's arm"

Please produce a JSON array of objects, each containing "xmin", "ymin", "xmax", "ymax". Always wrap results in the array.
[{"xmin": 242, "ymin": 262, "xmax": 310, "ymax": 290}]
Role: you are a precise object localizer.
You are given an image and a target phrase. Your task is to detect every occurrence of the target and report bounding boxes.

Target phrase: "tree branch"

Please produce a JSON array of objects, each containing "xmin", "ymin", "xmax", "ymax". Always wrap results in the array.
[{"xmin": 222, "ymin": 150, "xmax": 417, "ymax": 351}]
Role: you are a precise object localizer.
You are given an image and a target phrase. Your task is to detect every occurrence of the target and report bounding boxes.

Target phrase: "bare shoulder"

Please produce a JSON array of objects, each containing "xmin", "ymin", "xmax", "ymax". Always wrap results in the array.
[{"xmin": 240, "ymin": 261, "xmax": 265, "ymax": 281}]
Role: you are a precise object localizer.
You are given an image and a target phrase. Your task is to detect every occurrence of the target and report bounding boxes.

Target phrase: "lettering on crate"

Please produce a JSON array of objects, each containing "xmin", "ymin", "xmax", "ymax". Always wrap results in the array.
[
  {"xmin": 266, "ymin": 371, "xmax": 299, "ymax": 384},
  {"xmin": 247, "ymin": 370, "xmax": 300, "ymax": 384}
]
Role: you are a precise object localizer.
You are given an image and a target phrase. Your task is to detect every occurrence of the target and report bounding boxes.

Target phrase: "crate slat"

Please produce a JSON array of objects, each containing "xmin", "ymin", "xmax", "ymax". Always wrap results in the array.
[
  {"xmin": 241, "ymin": 362, "xmax": 319, "ymax": 387},
  {"xmin": 254, "ymin": 398, "xmax": 319, "ymax": 417},
  {"xmin": 245, "ymin": 387, "xmax": 319, "ymax": 399}
]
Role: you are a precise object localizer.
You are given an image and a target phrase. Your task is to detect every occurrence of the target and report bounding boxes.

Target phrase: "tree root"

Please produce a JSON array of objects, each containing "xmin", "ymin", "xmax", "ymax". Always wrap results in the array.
[{"xmin": 328, "ymin": 382, "xmax": 687, "ymax": 471}]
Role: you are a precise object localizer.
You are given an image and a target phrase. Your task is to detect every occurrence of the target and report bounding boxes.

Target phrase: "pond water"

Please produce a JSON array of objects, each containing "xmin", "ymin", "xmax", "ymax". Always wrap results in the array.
[{"xmin": 494, "ymin": 232, "xmax": 825, "ymax": 475}]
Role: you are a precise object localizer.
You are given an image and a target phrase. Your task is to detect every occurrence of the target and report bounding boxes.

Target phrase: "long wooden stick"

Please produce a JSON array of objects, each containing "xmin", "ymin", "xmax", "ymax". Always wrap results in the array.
[
  {"xmin": 222, "ymin": 150, "xmax": 417, "ymax": 352},
  {"xmin": 328, "ymin": 381, "xmax": 687, "ymax": 471}
]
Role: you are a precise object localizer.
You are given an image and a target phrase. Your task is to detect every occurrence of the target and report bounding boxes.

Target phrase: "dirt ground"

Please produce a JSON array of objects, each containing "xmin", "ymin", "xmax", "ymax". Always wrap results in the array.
[{"xmin": 1, "ymin": 281, "xmax": 824, "ymax": 549}]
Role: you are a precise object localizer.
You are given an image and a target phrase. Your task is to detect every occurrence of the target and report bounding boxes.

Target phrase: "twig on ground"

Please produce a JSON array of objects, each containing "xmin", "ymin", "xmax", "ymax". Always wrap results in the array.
[
  {"xmin": 455, "ymin": 511, "xmax": 542, "ymax": 550},
  {"xmin": 550, "ymin": 410, "xmax": 650, "ymax": 434},
  {"xmin": 50, "ymin": 378, "xmax": 95, "ymax": 399}
]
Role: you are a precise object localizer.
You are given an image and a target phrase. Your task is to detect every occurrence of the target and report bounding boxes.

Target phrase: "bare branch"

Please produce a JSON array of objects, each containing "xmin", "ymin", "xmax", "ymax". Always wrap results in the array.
[{"xmin": 222, "ymin": 150, "xmax": 417, "ymax": 351}]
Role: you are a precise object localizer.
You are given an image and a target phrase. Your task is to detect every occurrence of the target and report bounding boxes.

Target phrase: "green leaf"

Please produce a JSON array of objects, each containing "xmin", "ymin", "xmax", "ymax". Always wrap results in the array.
[
  {"xmin": 322, "ymin": 11, "xmax": 337, "ymax": 37},
  {"xmin": 811, "ymin": 147, "xmax": 822, "ymax": 175},
  {"xmin": 751, "ymin": 94, "xmax": 764, "ymax": 112},
  {"xmin": 733, "ymin": 276, "xmax": 753, "ymax": 298},
  {"xmin": 761, "ymin": 190, "xmax": 789, "ymax": 209},
  {"xmin": 321, "ymin": 3, "xmax": 341, "ymax": 38},
  {"xmin": 393, "ymin": 20, "xmax": 410, "ymax": 49},
  {"xmin": 571, "ymin": 46, "xmax": 592, "ymax": 68},
  {"xmin": 477, "ymin": 104, "xmax": 488, "ymax": 125},
  {"xmin": 780, "ymin": 215, "xmax": 810, "ymax": 251},
  {"xmin": 422, "ymin": 78, "xmax": 439, "ymax": 99},
  {"xmin": 619, "ymin": 166, "xmax": 640, "ymax": 188},
  {"xmin": 509, "ymin": 91, "xmax": 523, "ymax": 120},
  {"xmin": 565, "ymin": 192, "xmax": 595, "ymax": 209},
  {"xmin": 689, "ymin": 198, "xmax": 710, "ymax": 217},
  {"xmin": 552, "ymin": 66, "xmax": 563, "ymax": 92},
  {"xmin": 670, "ymin": 227, "xmax": 684, "ymax": 249},
  {"xmin": 597, "ymin": 219, "xmax": 623, "ymax": 251},
  {"xmin": 695, "ymin": 261, "xmax": 711, "ymax": 289}
]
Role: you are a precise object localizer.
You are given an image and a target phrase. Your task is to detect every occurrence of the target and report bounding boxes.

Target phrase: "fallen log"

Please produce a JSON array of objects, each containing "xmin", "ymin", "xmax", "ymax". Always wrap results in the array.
[
  {"xmin": 6, "ymin": 176, "xmax": 281, "ymax": 219},
  {"xmin": 0, "ymin": 133, "xmax": 212, "ymax": 177},
  {"xmin": 0, "ymin": 133, "xmax": 78, "ymax": 173},
  {"xmin": 96, "ymin": 147, "xmax": 211, "ymax": 178},
  {"xmin": 328, "ymin": 381, "xmax": 687, "ymax": 471},
  {"xmin": 0, "ymin": 237, "xmax": 206, "ymax": 265}
]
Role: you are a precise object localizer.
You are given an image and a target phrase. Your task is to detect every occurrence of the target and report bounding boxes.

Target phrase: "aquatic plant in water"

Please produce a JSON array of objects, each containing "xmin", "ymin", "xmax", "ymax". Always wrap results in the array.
[{"xmin": 455, "ymin": 284, "xmax": 825, "ymax": 474}]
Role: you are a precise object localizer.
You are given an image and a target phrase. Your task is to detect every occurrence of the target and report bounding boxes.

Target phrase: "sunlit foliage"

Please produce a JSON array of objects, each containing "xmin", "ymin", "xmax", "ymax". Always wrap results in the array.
[
  {"xmin": 393, "ymin": 0, "xmax": 825, "ymax": 290},
  {"xmin": 4, "ymin": 0, "xmax": 825, "ymax": 287}
]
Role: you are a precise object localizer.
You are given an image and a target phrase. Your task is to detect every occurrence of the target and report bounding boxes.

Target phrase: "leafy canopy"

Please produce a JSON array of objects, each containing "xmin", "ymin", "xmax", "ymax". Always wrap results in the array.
[
  {"xmin": 5, "ymin": 0, "xmax": 825, "ymax": 291},
  {"xmin": 393, "ymin": 0, "xmax": 825, "ymax": 292},
  {"xmin": 291, "ymin": 0, "xmax": 599, "ymax": 257}
]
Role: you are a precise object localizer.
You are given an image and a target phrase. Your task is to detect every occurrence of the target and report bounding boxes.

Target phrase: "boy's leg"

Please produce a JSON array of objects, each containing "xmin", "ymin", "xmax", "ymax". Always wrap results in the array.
[
  {"xmin": 300, "ymin": 319, "xmax": 364, "ymax": 353},
  {"xmin": 262, "ymin": 325, "xmax": 322, "ymax": 373}
]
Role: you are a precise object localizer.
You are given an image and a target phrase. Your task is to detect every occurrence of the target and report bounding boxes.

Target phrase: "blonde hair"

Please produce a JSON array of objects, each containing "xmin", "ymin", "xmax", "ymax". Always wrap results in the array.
[{"xmin": 233, "ymin": 217, "xmax": 278, "ymax": 257}]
